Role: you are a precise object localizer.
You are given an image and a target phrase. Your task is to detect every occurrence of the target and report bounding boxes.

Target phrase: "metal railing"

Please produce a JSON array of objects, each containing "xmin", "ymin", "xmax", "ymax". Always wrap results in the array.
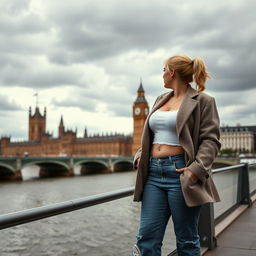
[
  {"xmin": 0, "ymin": 162, "xmax": 255, "ymax": 255},
  {"xmin": 199, "ymin": 162, "xmax": 255, "ymax": 250},
  {"xmin": 0, "ymin": 187, "xmax": 134, "ymax": 230}
]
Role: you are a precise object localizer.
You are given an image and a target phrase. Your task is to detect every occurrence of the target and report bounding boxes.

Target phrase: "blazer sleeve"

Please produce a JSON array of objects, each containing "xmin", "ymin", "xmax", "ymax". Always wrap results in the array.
[
  {"xmin": 187, "ymin": 96, "xmax": 222, "ymax": 183},
  {"xmin": 132, "ymin": 95, "xmax": 161, "ymax": 170}
]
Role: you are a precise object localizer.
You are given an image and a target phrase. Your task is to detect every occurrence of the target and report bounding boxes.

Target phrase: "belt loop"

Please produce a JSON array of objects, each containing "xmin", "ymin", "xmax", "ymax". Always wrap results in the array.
[{"xmin": 168, "ymin": 155, "xmax": 174, "ymax": 164}]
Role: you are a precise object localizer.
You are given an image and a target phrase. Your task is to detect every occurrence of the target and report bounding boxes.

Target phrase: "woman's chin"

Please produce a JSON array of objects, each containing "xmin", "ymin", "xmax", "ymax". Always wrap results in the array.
[{"xmin": 164, "ymin": 84, "xmax": 172, "ymax": 89}]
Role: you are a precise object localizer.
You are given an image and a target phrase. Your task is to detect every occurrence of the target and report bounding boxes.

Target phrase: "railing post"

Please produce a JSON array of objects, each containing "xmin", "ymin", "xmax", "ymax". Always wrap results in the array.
[
  {"xmin": 237, "ymin": 163, "xmax": 252, "ymax": 206},
  {"xmin": 198, "ymin": 203, "xmax": 217, "ymax": 250}
]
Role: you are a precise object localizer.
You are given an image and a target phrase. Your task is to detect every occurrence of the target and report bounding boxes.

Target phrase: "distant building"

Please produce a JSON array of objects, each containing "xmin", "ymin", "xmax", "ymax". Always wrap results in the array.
[
  {"xmin": 0, "ymin": 82, "xmax": 149, "ymax": 157},
  {"xmin": 220, "ymin": 125, "xmax": 256, "ymax": 153}
]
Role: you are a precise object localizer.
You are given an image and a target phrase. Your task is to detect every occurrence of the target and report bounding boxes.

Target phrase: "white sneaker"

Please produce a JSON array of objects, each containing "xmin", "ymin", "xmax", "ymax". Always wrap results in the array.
[{"xmin": 132, "ymin": 244, "xmax": 141, "ymax": 256}]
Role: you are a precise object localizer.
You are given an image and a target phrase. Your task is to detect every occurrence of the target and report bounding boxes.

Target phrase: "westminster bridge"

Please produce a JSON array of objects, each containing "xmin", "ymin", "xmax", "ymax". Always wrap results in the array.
[
  {"xmin": 0, "ymin": 155, "xmax": 238, "ymax": 181},
  {"xmin": 0, "ymin": 156, "xmax": 134, "ymax": 180}
]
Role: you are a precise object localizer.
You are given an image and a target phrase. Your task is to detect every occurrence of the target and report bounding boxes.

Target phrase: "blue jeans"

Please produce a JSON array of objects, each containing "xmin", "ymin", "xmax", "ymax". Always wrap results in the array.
[{"xmin": 135, "ymin": 153, "xmax": 201, "ymax": 256}]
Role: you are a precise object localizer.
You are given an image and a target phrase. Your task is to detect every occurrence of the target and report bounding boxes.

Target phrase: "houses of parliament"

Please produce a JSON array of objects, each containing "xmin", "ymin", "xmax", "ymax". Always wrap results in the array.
[{"xmin": 0, "ymin": 83, "xmax": 149, "ymax": 157}]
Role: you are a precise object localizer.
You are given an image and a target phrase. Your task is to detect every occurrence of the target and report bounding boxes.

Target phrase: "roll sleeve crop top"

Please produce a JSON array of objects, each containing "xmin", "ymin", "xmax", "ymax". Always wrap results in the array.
[{"xmin": 148, "ymin": 109, "xmax": 181, "ymax": 146}]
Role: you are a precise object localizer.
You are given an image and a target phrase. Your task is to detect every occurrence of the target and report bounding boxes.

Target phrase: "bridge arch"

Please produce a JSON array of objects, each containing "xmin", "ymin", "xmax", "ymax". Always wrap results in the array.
[
  {"xmin": 22, "ymin": 161, "xmax": 71, "ymax": 178},
  {"xmin": 0, "ymin": 163, "xmax": 16, "ymax": 173},
  {"xmin": 75, "ymin": 160, "xmax": 109, "ymax": 174},
  {"xmin": 0, "ymin": 163, "xmax": 17, "ymax": 181},
  {"xmin": 111, "ymin": 159, "xmax": 133, "ymax": 172}
]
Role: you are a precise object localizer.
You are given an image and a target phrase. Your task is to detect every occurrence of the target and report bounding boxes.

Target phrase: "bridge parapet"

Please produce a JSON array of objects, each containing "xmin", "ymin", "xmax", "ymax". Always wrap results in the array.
[{"xmin": 0, "ymin": 156, "xmax": 134, "ymax": 180}]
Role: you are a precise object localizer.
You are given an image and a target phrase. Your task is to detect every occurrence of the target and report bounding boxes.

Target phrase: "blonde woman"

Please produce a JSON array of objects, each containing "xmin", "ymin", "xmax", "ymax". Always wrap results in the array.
[{"xmin": 132, "ymin": 55, "xmax": 221, "ymax": 256}]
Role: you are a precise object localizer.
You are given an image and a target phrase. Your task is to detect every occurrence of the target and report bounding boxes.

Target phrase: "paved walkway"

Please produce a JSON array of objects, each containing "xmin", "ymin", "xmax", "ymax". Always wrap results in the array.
[{"xmin": 205, "ymin": 202, "xmax": 256, "ymax": 256}]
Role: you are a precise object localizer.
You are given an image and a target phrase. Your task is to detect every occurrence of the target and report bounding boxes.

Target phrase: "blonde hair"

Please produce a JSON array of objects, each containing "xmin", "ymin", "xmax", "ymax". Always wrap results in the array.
[{"xmin": 164, "ymin": 55, "xmax": 210, "ymax": 92}]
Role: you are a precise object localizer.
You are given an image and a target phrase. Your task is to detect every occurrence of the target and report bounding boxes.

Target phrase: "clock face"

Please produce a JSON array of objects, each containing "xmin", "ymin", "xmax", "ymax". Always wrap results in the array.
[
  {"xmin": 145, "ymin": 108, "xmax": 149, "ymax": 115},
  {"xmin": 135, "ymin": 107, "xmax": 141, "ymax": 115}
]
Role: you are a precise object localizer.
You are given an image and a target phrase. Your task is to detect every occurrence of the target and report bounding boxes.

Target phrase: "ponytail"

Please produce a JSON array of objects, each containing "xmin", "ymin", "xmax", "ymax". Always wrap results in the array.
[{"xmin": 193, "ymin": 58, "xmax": 211, "ymax": 92}]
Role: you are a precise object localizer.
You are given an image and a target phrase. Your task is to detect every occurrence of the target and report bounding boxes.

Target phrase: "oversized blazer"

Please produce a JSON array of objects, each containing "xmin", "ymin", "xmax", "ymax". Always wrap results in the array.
[{"xmin": 133, "ymin": 83, "xmax": 221, "ymax": 207}]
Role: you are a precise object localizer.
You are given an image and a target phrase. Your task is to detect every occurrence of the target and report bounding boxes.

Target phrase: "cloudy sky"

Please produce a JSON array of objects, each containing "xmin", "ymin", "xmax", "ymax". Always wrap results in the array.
[{"xmin": 0, "ymin": 0, "xmax": 255, "ymax": 140}]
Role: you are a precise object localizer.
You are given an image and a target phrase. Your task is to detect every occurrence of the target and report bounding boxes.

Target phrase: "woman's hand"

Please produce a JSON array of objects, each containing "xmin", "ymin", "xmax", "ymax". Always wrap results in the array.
[
  {"xmin": 176, "ymin": 167, "xmax": 199, "ymax": 182},
  {"xmin": 135, "ymin": 157, "xmax": 141, "ymax": 169}
]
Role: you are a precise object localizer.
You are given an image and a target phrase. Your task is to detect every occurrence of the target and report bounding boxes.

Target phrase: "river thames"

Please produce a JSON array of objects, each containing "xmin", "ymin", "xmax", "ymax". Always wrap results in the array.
[{"xmin": 0, "ymin": 167, "xmax": 176, "ymax": 256}]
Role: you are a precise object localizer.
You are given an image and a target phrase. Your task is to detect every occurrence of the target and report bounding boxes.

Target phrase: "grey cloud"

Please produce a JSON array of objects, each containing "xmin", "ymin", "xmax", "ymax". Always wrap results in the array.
[
  {"xmin": 52, "ymin": 96, "xmax": 133, "ymax": 118},
  {"xmin": 0, "ymin": 94, "xmax": 22, "ymax": 111},
  {"xmin": 0, "ymin": 12, "xmax": 48, "ymax": 36},
  {"xmin": 1, "ymin": 0, "xmax": 255, "ymax": 93},
  {"xmin": 2, "ymin": 0, "xmax": 30, "ymax": 12},
  {"xmin": 222, "ymin": 106, "xmax": 256, "ymax": 126},
  {"xmin": 47, "ymin": 0, "xmax": 255, "ymax": 61},
  {"xmin": 0, "ymin": 61, "xmax": 83, "ymax": 89},
  {"xmin": 51, "ymin": 83, "xmax": 136, "ymax": 116},
  {"xmin": 0, "ymin": 115, "xmax": 27, "ymax": 138},
  {"xmin": 52, "ymin": 97, "xmax": 97, "ymax": 112},
  {"xmin": 108, "ymin": 103, "xmax": 132, "ymax": 117},
  {"xmin": 45, "ymin": 1, "xmax": 191, "ymax": 64}
]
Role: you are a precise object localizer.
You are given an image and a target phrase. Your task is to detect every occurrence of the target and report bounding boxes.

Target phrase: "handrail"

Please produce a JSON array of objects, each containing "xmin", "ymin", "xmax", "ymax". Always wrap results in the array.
[
  {"xmin": 0, "ymin": 187, "xmax": 134, "ymax": 230},
  {"xmin": 212, "ymin": 162, "xmax": 255, "ymax": 174},
  {"xmin": 212, "ymin": 163, "xmax": 245, "ymax": 173}
]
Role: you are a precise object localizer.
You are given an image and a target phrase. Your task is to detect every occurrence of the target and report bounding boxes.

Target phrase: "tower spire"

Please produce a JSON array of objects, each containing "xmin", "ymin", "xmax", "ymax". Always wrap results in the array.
[
  {"xmin": 135, "ymin": 78, "xmax": 147, "ymax": 103},
  {"xmin": 138, "ymin": 77, "xmax": 144, "ymax": 93},
  {"xmin": 58, "ymin": 115, "xmax": 65, "ymax": 138},
  {"xmin": 60, "ymin": 115, "xmax": 64, "ymax": 125}
]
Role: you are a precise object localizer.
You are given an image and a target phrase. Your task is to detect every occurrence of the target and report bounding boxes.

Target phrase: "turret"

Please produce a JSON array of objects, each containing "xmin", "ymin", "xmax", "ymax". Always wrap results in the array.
[
  {"xmin": 58, "ymin": 115, "xmax": 65, "ymax": 138},
  {"xmin": 28, "ymin": 107, "xmax": 46, "ymax": 141}
]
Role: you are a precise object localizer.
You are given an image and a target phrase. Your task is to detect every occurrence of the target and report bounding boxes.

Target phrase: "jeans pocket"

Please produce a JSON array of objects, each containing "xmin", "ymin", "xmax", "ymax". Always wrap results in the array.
[{"xmin": 174, "ymin": 158, "xmax": 186, "ymax": 170}]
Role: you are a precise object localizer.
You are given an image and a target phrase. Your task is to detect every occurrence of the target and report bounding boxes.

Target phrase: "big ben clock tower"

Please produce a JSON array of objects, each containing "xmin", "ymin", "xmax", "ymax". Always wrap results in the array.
[{"xmin": 132, "ymin": 79, "xmax": 149, "ymax": 155}]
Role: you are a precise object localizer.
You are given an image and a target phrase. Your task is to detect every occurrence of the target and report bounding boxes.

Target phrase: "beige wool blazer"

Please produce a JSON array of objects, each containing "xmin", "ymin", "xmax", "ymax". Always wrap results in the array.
[{"xmin": 133, "ymin": 84, "xmax": 221, "ymax": 207}]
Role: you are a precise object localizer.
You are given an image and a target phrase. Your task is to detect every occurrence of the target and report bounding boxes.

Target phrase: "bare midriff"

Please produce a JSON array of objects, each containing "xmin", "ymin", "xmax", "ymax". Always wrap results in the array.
[{"xmin": 150, "ymin": 144, "xmax": 185, "ymax": 158}]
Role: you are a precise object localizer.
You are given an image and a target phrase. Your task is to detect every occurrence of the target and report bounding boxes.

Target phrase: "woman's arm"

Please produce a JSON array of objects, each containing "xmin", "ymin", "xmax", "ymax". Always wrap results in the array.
[{"xmin": 186, "ymin": 96, "xmax": 222, "ymax": 183}]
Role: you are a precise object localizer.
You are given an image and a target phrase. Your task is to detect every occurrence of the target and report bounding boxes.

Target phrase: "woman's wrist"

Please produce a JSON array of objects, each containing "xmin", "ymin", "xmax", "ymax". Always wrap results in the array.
[{"xmin": 136, "ymin": 157, "xmax": 141, "ymax": 168}]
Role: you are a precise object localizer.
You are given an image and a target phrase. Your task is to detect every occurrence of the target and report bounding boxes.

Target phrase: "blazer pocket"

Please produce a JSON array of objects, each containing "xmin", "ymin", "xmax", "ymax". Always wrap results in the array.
[
  {"xmin": 188, "ymin": 175, "xmax": 198, "ymax": 184},
  {"xmin": 181, "ymin": 171, "xmax": 198, "ymax": 186}
]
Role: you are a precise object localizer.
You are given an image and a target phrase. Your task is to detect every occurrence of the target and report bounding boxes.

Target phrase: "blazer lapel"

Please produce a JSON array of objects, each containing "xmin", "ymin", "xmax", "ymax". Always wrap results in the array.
[
  {"xmin": 176, "ymin": 94, "xmax": 198, "ymax": 137},
  {"xmin": 147, "ymin": 84, "xmax": 199, "ymax": 137}
]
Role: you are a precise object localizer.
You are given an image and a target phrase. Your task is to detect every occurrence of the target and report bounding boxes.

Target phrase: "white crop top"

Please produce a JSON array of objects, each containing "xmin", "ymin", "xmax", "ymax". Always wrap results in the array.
[{"xmin": 148, "ymin": 109, "xmax": 181, "ymax": 146}]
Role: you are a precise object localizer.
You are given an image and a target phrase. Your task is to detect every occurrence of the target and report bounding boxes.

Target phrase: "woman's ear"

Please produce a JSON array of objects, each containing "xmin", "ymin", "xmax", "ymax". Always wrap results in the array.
[
  {"xmin": 169, "ymin": 68, "xmax": 175, "ymax": 77},
  {"xmin": 170, "ymin": 68, "xmax": 175, "ymax": 75}
]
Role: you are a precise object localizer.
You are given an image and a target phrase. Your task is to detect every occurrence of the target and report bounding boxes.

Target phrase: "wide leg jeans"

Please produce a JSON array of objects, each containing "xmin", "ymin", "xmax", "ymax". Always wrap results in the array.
[{"xmin": 135, "ymin": 153, "xmax": 201, "ymax": 256}]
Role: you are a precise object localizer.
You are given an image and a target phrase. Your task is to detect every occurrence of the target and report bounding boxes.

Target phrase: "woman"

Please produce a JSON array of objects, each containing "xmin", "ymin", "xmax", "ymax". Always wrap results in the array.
[{"xmin": 132, "ymin": 55, "xmax": 221, "ymax": 256}]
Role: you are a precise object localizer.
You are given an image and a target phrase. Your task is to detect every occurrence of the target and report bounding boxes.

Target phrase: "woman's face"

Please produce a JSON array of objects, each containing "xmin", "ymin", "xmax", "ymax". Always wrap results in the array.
[{"xmin": 163, "ymin": 65, "xmax": 174, "ymax": 89}]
